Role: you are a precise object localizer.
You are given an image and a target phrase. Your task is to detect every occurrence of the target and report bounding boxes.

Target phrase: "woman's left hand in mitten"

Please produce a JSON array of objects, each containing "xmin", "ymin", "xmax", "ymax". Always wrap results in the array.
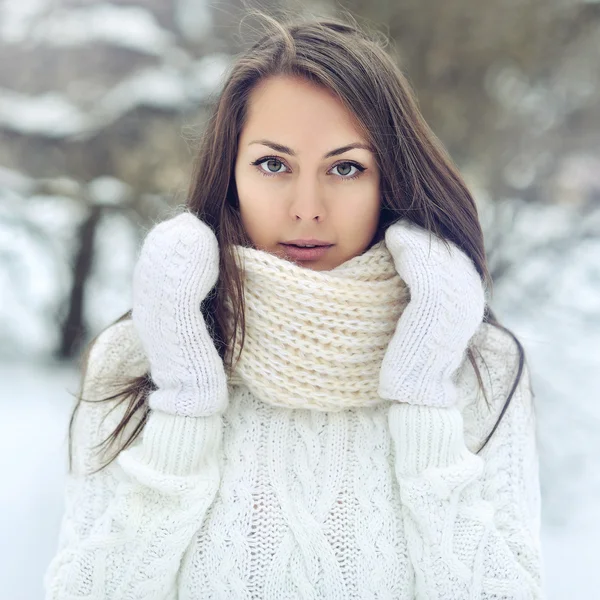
[{"xmin": 378, "ymin": 218, "xmax": 487, "ymax": 408}]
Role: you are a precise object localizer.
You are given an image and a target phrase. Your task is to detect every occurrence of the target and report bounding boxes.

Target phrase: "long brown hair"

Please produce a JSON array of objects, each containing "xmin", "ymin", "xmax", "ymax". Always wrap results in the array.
[{"xmin": 68, "ymin": 10, "xmax": 531, "ymax": 476}]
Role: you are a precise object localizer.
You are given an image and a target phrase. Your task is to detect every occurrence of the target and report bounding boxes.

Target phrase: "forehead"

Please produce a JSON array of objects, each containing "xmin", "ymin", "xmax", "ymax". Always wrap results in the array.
[{"xmin": 241, "ymin": 75, "xmax": 367, "ymax": 146}]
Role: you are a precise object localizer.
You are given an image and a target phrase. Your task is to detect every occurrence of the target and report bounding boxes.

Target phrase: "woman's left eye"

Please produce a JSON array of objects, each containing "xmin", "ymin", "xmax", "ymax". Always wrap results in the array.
[
  {"xmin": 251, "ymin": 157, "xmax": 365, "ymax": 180},
  {"xmin": 331, "ymin": 162, "xmax": 364, "ymax": 178}
]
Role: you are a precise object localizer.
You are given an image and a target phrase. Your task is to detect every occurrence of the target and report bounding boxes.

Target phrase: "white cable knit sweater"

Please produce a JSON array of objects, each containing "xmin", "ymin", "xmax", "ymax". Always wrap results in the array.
[{"xmin": 44, "ymin": 245, "xmax": 545, "ymax": 599}]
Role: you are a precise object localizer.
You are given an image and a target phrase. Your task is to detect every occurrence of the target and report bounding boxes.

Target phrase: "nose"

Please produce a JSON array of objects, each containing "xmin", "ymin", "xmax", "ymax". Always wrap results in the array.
[{"xmin": 288, "ymin": 179, "xmax": 327, "ymax": 222}]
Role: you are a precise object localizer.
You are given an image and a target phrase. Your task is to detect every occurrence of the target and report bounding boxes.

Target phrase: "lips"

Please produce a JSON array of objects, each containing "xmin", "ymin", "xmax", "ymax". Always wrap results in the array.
[{"xmin": 280, "ymin": 243, "xmax": 334, "ymax": 261}]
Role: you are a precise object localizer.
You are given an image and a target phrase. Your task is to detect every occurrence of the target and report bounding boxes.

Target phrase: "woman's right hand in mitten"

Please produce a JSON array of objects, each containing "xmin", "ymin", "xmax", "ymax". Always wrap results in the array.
[{"xmin": 132, "ymin": 211, "xmax": 229, "ymax": 417}]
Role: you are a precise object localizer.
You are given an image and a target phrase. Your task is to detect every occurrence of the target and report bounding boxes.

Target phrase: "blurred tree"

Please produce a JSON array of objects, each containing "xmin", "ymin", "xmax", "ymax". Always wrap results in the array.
[
  {"xmin": 0, "ymin": 0, "xmax": 598, "ymax": 358},
  {"xmin": 0, "ymin": 0, "xmax": 231, "ymax": 357}
]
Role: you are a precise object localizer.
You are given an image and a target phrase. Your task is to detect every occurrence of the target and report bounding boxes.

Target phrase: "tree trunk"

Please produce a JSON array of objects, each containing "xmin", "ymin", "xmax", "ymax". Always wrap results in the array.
[{"xmin": 57, "ymin": 205, "xmax": 101, "ymax": 360}]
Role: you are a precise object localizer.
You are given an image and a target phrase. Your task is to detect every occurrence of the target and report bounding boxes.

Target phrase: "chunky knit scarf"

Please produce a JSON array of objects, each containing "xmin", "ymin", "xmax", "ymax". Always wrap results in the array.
[{"xmin": 225, "ymin": 240, "xmax": 411, "ymax": 411}]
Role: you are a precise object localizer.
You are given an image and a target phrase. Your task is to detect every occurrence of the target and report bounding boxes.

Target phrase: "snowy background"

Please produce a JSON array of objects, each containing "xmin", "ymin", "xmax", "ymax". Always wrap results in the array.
[{"xmin": 1, "ymin": 0, "xmax": 599, "ymax": 598}]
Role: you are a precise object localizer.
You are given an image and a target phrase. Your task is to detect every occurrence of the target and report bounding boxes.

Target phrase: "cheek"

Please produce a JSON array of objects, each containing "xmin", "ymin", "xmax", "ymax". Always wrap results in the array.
[
  {"xmin": 239, "ymin": 199, "xmax": 266, "ymax": 236},
  {"xmin": 236, "ymin": 168, "xmax": 263, "ymax": 232},
  {"xmin": 360, "ymin": 178, "xmax": 381, "ymax": 229},
  {"xmin": 238, "ymin": 188, "xmax": 283, "ymax": 245},
  {"xmin": 335, "ymin": 188, "xmax": 380, "ymax": 235}
]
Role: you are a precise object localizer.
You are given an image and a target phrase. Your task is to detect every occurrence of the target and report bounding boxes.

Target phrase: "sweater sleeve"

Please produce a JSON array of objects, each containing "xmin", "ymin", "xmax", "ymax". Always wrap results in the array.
[
  {"xmin": 43, "ymin": 320, "xmax": 224, "ymax": 600},
  {"xmin": 387, "ymin": 326, "xmax": 545, "ymax": 599}
]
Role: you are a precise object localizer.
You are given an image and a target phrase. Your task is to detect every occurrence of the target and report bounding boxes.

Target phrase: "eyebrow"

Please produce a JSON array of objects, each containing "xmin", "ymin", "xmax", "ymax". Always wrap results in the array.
[{"xmin": 249, "ymin": 139, "xmax": 374, "ymax": 159}]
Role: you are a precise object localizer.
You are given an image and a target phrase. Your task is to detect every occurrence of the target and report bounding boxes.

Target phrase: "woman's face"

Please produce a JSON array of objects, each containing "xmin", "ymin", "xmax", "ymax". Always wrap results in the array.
[{"xmin": 234, "ymin": 75, "xmax": 381, "ymax": 271}]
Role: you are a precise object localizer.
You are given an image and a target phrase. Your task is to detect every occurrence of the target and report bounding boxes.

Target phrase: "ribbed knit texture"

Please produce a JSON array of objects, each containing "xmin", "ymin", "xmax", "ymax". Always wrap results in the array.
[
  {"xmin": 131, "ymin": 211, "xmax": 229, "ymax": 418},
  {"xmin": 121, "ymin": 412, "xmax": 223, "ymax": 479},
  {"xmin": 226, "ymin": 239, "xmax": 410, "ymax": 411},
  {"xmin": 379, "ymin": 219, "xmax": 487, "ymax": 407},
  {"xmin": 388, "ymin": 403, "xmax": 474, "ymax": 475},
  {"xmin": 45, "ymin": 263, "xmax": 545, "ymax": 599}
]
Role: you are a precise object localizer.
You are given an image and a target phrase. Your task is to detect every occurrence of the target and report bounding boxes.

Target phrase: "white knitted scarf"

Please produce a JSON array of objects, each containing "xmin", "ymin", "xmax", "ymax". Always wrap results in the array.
[{"xmin": 225, "ymin": 240, "xmax": 410, "ymax": 411}]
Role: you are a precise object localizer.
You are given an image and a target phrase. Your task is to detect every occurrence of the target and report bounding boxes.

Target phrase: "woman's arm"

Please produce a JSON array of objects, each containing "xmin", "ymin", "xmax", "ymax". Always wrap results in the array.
[
  {"xmin": 380, "ymin": 219, "xmax": 545, "ymax": 599},
  {"xmin": 388, "ymin": 350, "xmax": 544, "ymax": 599},
  {"xmin": 43, "ymin": 322, "xmax": 224, "ymax": 600},
  {"xmin": 45, "ymin": 213, "xmax": 229, "ymax": 599}
]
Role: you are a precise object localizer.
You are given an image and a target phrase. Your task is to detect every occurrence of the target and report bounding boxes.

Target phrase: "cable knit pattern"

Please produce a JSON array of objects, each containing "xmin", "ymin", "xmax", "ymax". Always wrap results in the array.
[
  {"xmin": 388, "ymin": 360, "xmax": 543, "ymax": 598},
  {"xmin": 45, "ymin": 267, "xmax": 544, "ymax": 599},
  {"xmin": 43, "ymin": 322, "xmax": 224, "ymax": 599},
  {"xmin": 45, "ymin": 213, "xmax": 231, "ymax": 597},
  {"xmin": 226, "ymin": 239, "xmax": 410, "ymax": 411}
]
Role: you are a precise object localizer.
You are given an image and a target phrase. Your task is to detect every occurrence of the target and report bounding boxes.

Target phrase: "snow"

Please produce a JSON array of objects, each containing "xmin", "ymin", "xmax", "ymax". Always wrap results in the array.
[
  {"xmin": 486, "ymin": 198, "xmax": 600, "ymax": 541},
  {"xmin": 0, "ymin": 193, "xmax": 87, "ymax": 359},
  {"xmin": 0, "ymin": 76, "xmax": 189, "ymax": 138},
  {"xmin": 0, "ymin": 165, "xmax": 35, "ymax": 197},
  {"xmin": 87, "ymin": 176, "xmax": 132, "ymax": 206},
  {"xmin": 84, "ymin": 211, "xmax": 139, "ymax": 334},
  {"xmin": 187, "ymin": 53, "xmax": 232, "ymax": 100},
  {"xmin": 0, "ymin": 221, "xmax": 64, "ymax": 357},
  {"xmin": 99, "ymin": 66, "xmax": 190, "ymax": 115},
  {"xmin": 0, "ymin": 360, "xmax": 77, "ymax": 600},
  {"xmin": 0, "ymin": 0, "xmax": 50, "ymax": 44},
  {"xmin": 175, "ymin": 0, "xmax": 213, "ymax": 43},
  {"xmin": 0, "ymin": 90, "xmax": 89, "ymax": 138},
  {"xmin": 0, "ymin": 0, "xmax": 232, "ymax": 140},
  {"xmin": 557, "ymin": 155, "xmax": 600, "ymax": 191},
  {"xmin": 542, "ymin": 523, "xmax": 600, "ymax": 597},
  {"xmin": 97, "ymin": 56, "xmax": 231, "ymax": 116},
  {"xmin": 0, "ymin": 54, "xmax": 231, "ymax": 138},
  {"xmin": 29, "ymin": 4, "xmax": 173, "ymax": 56}
]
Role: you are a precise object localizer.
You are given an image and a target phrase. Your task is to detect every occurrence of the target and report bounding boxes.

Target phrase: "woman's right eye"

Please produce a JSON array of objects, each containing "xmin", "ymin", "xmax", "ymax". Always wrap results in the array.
[{"xmin": 251, "ymin": 157, "xmax": 289, "ymax": 177}]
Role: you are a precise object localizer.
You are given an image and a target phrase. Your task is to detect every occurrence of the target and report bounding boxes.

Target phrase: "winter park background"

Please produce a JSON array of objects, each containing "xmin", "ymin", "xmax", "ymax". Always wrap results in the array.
[{"xmin": 1, "ymin": 1, "xmax": 599, "ymax": 598}]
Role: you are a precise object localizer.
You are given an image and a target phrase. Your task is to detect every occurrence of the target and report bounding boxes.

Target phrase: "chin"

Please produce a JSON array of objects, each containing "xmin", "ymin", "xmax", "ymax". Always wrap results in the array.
[
  {"xmin": 302, "ymin": 262, "xmax": 332, "ymax": 271},
  {"xmin": 304, "ymin": 256, "xmax": 343, "ymax": 271}
]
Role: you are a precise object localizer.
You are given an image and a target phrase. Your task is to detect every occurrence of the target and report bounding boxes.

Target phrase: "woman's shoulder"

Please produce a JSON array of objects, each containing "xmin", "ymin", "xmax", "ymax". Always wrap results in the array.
[{"xmin": 455, "ymin": 321, "xmax": 535, "ymax": 452}]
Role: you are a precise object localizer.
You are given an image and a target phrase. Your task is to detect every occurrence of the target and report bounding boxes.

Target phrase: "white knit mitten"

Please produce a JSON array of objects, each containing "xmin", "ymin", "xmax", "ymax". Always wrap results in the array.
[
  {"xmin": 131, "ymin": 211, "xmax": 228, "ymax": 417},
  {"xmin": 378, "ymin": 219, "xmax": 486, "ymax": 407}
]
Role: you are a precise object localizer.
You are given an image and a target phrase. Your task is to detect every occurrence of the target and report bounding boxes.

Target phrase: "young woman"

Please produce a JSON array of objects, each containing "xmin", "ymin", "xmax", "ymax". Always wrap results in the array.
[{"xmin": 44, "ymin": 13, "xmax": 544, "ymax": 600}]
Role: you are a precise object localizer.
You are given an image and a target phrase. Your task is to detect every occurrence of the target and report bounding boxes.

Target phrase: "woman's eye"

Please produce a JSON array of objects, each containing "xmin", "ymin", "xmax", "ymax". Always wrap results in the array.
[
  {"xmin": 332, "ymin": 162, "xmax": 359, "ymax": 177},
  {"xmin": 256, "ymin": 158, "xmax": 288, "ymax": 175}
]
